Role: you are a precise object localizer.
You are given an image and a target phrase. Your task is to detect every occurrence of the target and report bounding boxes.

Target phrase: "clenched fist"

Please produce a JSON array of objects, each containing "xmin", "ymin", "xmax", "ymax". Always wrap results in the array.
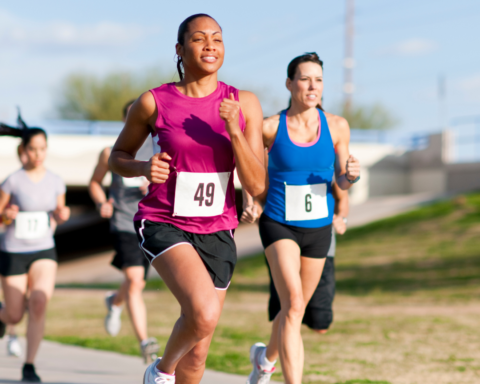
[
  {"xmin": 219, "ymin": 93, "xmax": 241, "ymax": 136},
  {"xmin": 98, "ymin": 198, "xmax": 114, "ymax": 219},
  {"xmin": 3, "ymin": 204, "xmax": 19, "ymax": 222},
  {"xmin": 346, "ymin": 155, "xmax": 360, "ymax": 181},
  {"xmin": 144, "ymin": 152, "xmax": 171, "ymax": 184},
  {"xmin": 54, "ymin": 205, "xmax": 70, "ymax": 224}
]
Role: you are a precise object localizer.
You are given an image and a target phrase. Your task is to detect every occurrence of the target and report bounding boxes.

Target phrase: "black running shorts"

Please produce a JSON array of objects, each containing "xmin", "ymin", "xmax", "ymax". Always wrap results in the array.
[
  {"xmin": 134, "ymin": 220, "xmax": 237, "ymax": 290},
  {"xmin": 0, "ymin": 248, "xmax": 58, "ymax": 276},
  {"xmin": 111, "ymin": 231, "xmax": 150, "ymax": 280},
  {"xmin": 268, "ymin": 256, "xmax": 335, "ymax": 330},
  {"xmin": 259, "ymin": 213, "xmax": 332, "ymax": 259}
]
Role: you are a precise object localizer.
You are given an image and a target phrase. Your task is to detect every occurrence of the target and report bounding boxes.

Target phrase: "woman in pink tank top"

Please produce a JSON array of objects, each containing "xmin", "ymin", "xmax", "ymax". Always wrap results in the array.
[{"xmin": 110, "ymin": 14, "xmax": 265, "ymax": 384}]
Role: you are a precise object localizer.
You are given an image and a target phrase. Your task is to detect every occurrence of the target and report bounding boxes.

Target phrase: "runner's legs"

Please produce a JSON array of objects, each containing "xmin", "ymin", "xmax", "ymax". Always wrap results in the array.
[
  {"xmin": 175, "ymin": 289, "xmax": 226, "ymax": 384},
  {"xmin": 265, "ymin": 239, "xmax": 325, "ymax": 384},
  {"xmin": 25, "ymin": 259, "xmax": 57, "ymax": 363},
  {"xmin": 151, "ymin": 244, "xmax": 222, "ymax": 376},
  {"xmin": 112, "ymin": 266, "xmax": 148, "ymax": 341},
  {"xmin": 0, "ymin": 274, "xmax": 28, "ymax": 324}
]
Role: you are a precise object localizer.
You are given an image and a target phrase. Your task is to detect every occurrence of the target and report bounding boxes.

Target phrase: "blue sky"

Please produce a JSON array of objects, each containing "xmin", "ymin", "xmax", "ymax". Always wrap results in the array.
[{"xmin": 0, "ymin": 0, "xmax": 479, "ymax": 134}]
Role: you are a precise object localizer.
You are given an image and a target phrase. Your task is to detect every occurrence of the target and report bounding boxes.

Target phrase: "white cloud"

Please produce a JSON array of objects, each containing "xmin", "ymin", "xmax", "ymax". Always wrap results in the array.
[
  {"xmin": 382, "ymin": 38, "xmax": 438, "ymax": 56},
  {"xmin": 0, "ymin": 9, "xmax": 158, "ymax": 50}
]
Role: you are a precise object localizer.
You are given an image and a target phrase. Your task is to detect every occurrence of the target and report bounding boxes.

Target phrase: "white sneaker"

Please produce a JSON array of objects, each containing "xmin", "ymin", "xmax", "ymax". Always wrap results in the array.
[
  {"xmin": 7, "ymin": 335, "xmax": 22, "ymax": 357},
  {"xmin": 141, "ymin": 338, "xmax": 160, "ymax": 364},
  {"xmin": 104, "ymin": 292, "xmax": 122, "ymax": 336},
  {"xmin": 143, "ymin": 358, "xmax": 175, "ymax": 383},
  {"xmin": 246, "ymin": 342, "xmax": 275, "ymax": 384}
]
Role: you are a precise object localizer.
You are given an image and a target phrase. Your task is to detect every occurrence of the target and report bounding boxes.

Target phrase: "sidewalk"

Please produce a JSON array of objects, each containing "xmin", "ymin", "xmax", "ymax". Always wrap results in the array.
[{"xmin": 0, "ymin": 338, "xmax": 261, "ymax": 384}]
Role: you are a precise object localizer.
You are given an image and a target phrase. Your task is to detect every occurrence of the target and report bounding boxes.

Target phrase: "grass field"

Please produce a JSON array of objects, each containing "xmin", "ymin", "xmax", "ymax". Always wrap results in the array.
[{"xmin": 9, "ymin": 193, "xmax": 480, "ymax": 383}]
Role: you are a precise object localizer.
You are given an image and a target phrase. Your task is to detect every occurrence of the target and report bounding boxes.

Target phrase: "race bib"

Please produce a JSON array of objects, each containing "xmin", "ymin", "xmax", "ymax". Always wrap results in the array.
[
  {"xmin": 122, "ymin": 176, "xmax": 147, "ymax": 188},
  {"xmin": 285, "ymin": 183, "xmax": 329, "ymax": 221},
  {"xmin": 173, "ymin": 172, "xmax": 230, "ymax": 217},
  {"xmin": 14, "ymin": 212, "xmax": 50, "ymax": 240}
]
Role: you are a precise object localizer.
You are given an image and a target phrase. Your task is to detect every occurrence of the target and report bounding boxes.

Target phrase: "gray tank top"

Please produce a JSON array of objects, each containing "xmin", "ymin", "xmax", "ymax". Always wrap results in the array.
[{"xmin": 109, "ymin": 137, "xmax": 154, "ymax": 233}]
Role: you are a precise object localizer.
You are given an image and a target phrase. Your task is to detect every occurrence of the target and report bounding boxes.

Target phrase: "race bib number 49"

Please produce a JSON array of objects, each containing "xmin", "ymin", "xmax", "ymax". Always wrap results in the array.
[
  {"xmin": 285, "ymin": 183, "xmax": 329, "ymax": 221},
  {"xmin": 173, "ymin": 172, "xmax": 230, "ymax": 217},
  {"xmin": 15, "ymin": 211, "xmax": 50, "ymax": 240}
]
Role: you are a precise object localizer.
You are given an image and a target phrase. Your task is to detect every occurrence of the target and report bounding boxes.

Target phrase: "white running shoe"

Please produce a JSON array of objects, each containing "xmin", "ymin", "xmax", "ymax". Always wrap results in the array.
[
  {"xmin": 104, "ymin": 292, "xmax": 122, "ymax": 336},
  {"xmin": 143, "ymin": 358, "xmax": 175, "ymax": 384},
  {"xmin": 141, "ymin": 337, "xmax": 160, "ymax": 364},
  {"xmin": 246, "ymin": 342, "xmax": 275, "ymax": 384},
  {"xmin": 7, "ymin": 334, "xmax": 22, "ymax": 357}
]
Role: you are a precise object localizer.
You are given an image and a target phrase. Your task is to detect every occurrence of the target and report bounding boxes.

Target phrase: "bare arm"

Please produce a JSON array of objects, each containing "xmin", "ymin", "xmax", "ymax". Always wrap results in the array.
[
  {"xmin": 109, "ymin": 92, "xmax": 171, "ymax": 183},
  {"xmin": 0, "ymin": 189, "xmax": 16, "ymax": 225},
  {"xmin": 327, "ymin": 113, "xmax": 361, "ymax": 190},
  {"xmin": 221, "ymin": 91, "xmax": 265, "ymax": 197},
  {"xmin": 89, "ymin": 148, "xmax": 115, "ymax": 218},
  {"xmin": 53, "ymin": 193, "xmax": 70, "ymax": 226},
  {"xmin": 332, "ymin": 182, "xmax": 349, "ymax": 235}
]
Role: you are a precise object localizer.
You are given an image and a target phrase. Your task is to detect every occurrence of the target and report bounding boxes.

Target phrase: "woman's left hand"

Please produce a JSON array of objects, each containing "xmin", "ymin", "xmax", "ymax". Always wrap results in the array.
[
  {"xmin": 219, "ymin": 93, "xmax": 241, "ymax": 136},
  {"xmin": 346, "ymin": 155, "xmax": 361, "ymax": 181},
  {"xmin": 54, "ymin": 206, "xmax": 70, "ymax": 225}
]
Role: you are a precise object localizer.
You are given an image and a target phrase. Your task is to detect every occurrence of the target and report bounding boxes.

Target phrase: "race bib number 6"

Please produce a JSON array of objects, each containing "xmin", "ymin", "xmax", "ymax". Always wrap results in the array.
[
  {"xmin": 173, "ymin": 172, "xmax": 231, "ymax": 217},
  {"xmin": 15, "ymin": 211, "xmax": 50, "ymax": 240},
  {"xmin": 285, "ymin": 183, "xmax": 329, "ymax": 221}
]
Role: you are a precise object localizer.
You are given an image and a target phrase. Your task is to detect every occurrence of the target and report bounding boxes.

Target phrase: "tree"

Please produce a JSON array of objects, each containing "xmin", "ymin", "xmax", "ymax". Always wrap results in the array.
[
  {"xmin": 55, "ymin": 69, "xmax": 175, "ymax": 121},
  {"xmin": 337, "ymin": 102, "xmax": 399, "ymax": 130}
]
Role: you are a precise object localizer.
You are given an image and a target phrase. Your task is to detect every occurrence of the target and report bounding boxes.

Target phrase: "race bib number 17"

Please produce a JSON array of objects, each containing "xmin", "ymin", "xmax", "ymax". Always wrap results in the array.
[
  {"xmin": 285, "ymin": 183, "xmax": 329, "ymax": 221},
  {"xmin": 173, "ymin": 172, "xmax": 230, "ymax": 217},
  {"xmin": 15, "ymin": 211, "xmax": 50, "ymax": 240}
]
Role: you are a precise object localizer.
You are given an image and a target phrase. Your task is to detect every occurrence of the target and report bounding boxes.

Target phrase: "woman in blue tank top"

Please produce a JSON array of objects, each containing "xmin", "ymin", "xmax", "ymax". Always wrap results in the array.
[{"xmin": 243, "ymin": 53, "xmax": 361, "ymax": 384}]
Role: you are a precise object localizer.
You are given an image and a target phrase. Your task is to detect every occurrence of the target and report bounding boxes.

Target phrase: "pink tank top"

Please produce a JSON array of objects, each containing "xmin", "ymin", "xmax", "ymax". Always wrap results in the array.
[{"xmin": 134, "ymin": 81, "xmax": 246, "ymax": 234}]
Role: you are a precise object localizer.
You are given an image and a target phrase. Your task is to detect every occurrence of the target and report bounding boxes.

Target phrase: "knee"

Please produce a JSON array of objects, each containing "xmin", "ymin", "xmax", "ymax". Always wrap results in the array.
[
  {"xmin": 284, "ymin": 295, "xmax": 305, "ymax": 321},
  {"xmin": 189, "ymin": 305, "xmax": 220, "ymax": 339},
  {"xmin": 28, "ymin": 294, "xmax": 48, "ymax": 319},
  {"xmin": 126, "ymin": 278, "xmax": 145, "ymax": 295},
  {"xmin": 6, "ymin": 309, "xmax": 24, "ymax": 325}
]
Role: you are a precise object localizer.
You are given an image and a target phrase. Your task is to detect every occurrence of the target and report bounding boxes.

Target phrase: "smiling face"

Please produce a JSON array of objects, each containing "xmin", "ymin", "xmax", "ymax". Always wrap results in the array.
[
  {"xmin": 286, "ymin": 62, "xmax": 324, "ymax": 109},
  {"xmin": 23, "ymin": 134, "xmax": 47, "ymax": 169},
  {"xmin": 176, "ymin": 16, "xmax": 224, "ymax": 78}
]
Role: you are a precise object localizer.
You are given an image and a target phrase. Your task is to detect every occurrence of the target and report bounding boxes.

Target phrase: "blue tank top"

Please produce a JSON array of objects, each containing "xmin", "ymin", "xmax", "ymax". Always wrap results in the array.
[{"xmin": 263, "ymin": 109, "xmax": 335, "ymax": 228}]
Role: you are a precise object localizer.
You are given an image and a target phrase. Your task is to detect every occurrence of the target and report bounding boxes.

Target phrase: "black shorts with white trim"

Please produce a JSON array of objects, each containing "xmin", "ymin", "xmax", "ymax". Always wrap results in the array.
[{"xmin": 134, "ymin": 220, "xmax": 237, "ymax": 290}]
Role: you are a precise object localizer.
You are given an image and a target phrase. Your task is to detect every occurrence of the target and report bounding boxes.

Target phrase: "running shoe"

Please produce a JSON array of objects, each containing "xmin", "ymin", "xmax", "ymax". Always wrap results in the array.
[
  {"xmin": 141, "ymin": 337, "xmax": 160, "ymax": 364},
  {"xmin": 246, "ymin": 342, "xmax": 276, "ymax": 384},
  {"xmin": 7, "ymin": 334, "xmax": 22, "ymax": 357},
  {"xmin": 22, "ymin": 363, "xmax": 41, "ymax": 382},
  {"xmin": 143, "ymin": 358, "xmax": 175, "ymax": 383},
  {"xmin": 104, "ymin": 292, "xmax": 122, "ymax": 336},
  {"xmin": 0, "ymin": 302, "xmax": 5, "ymax": 338}
]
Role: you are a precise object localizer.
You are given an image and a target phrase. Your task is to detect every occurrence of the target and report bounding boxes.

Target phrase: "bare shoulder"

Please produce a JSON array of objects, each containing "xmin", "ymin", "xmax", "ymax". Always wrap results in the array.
[
  {"xmin": 238, "ymin": 90, "xmax": 261, "ymax": 111},
  {"xmin": 325, "ymin": 111, "xmax": 349, "ymax": 131},
  {"xmin": 264, "ymin": 114, "xmax": 280, "ymax": 131},
  {"xmin": 133, "ymin": 91, "xmax": 156, "ymax": 116},
  {"xmin": 263, "ymin": 114, "xmax": 280, "ymax": 145}
]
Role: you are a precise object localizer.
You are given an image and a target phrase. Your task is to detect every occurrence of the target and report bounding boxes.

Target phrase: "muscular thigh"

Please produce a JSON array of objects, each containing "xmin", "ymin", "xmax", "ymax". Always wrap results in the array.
[
  {"xmin": 265, "ymin": 239, "xmax": 303, "ymax": 306},
  {"xmin": 27, "ymin": 259, "xmax": 57, "ymax": 299},
  {"xmin": 151, "ymin": 244, "xmax": 219, "ymax": 318},
  {"xmin": 1, "ymin": 274, "xmax": 28, "ymax": 316},
  {"xmin": 300, "ymin": 256, "xmax": 326, "ymax": 304}
]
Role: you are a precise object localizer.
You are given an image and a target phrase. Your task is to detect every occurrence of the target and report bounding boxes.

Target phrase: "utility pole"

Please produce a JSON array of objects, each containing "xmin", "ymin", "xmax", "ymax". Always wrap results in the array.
[
  {"xmin": 438, "ymin": 74, "xmax": 447, "ymax": 128},
  {"xmin": 343, "ymin": 0, "xmax": 355, "ymax": 116}
]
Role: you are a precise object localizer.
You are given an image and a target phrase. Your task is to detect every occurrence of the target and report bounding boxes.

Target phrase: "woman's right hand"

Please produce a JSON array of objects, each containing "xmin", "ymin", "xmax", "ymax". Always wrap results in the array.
[
  {"xmin": 240, "ymin": 201, "xmax": 262, "ymax": 224},
  {"xmin": 144, "ymin": 153, "xmax": 172, "ymax": 184},
  {"xmin": 4, "ymin": 204, "xmax": 19, "ymax": 222},
  {"xmin": 98, "ymin": 198, "xmax": 114, "ymax": 219}
]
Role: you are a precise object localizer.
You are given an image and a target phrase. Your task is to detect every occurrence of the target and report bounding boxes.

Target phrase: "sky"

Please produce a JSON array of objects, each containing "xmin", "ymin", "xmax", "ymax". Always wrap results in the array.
[{"xmin": 0, "ymin": 0, "xmax": 479, "ymax": 134}]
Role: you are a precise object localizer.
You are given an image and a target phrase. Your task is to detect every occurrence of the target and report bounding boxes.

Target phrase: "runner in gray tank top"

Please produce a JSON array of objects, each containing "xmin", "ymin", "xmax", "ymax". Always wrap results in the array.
[
  {"xmin": 88, "ymin": 100, "xmax": 159, "ymax": 363},
  {"xmin": 0, "ymin": 115, "xmax": 71, "ymax": 382}
]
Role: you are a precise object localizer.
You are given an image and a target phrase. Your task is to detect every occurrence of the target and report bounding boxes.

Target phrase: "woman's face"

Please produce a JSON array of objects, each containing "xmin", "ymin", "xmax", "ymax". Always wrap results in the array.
[
  {"xmin": 176, "ymin": 17, "xmax": 224, "ymax": 77},
  {"xmin": 24, "ymin": 134, "xmax": 47, "ymax": 168},
  {"xmin": 286, "ymin": 62, "xmax": 324, "ymax": 109}
]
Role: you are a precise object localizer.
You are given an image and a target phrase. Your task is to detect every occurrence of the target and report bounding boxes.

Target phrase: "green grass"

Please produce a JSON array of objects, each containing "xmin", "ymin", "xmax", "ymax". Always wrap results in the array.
[{"xmin": 40, "ymin": 192, "xmax": 480, "ymax": 383}]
